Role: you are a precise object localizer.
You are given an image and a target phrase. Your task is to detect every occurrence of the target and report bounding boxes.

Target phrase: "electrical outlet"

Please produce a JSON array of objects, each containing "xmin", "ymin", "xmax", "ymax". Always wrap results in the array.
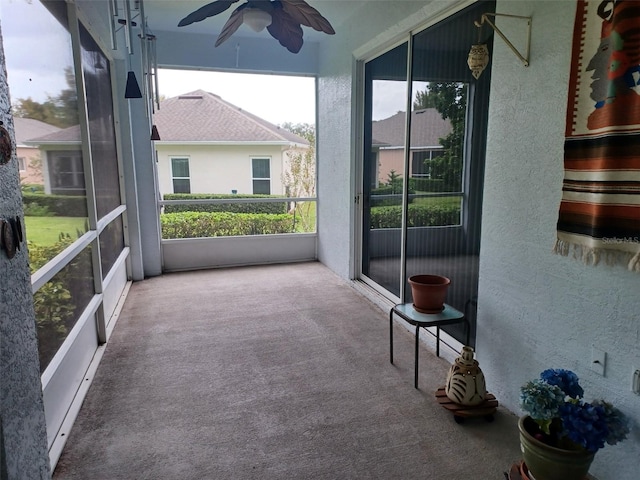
[
  {"xmin": 590, "ymin": 347, "xmax": 606, "ymax": 376},
  {"xmin": 632, "ymin": 368, "xmax": 640, "ymax": 395}
]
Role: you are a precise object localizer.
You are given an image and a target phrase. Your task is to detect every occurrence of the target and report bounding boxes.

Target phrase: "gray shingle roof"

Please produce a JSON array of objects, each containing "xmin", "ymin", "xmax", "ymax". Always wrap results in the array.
[
  {"xmin": 24, "ymin": 124, "xmax": 82, "ymax": 144},
  {"xmin": 13, "ymin": 117, "xmax": 61, "ymax": 145},
  {"xmin": 372, "ymin": 109, "xmax": 451, "ymax": 148},
  {"xmin": 153, "ymin": 90, "xmax": 309, "ymax": 144}
]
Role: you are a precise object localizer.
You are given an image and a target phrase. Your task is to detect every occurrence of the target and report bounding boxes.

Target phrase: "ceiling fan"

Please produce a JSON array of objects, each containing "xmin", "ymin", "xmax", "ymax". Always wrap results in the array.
[{"xmin": 178, "ymin": 0, "xmax": 335, "ymax": 54}]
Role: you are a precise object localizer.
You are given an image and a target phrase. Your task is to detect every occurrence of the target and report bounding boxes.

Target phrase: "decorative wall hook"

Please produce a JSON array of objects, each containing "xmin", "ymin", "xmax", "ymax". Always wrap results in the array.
[
  {"xmin": 0, "ymin": 121, "xmax": 12, "ymax": 165},
  {"xmin": 1, "ymin": 219, "xmax": 17, "ymax": 259},
  {"xmin": 473, "ymin": 13, "xmax": 532, "ymax": 68}
]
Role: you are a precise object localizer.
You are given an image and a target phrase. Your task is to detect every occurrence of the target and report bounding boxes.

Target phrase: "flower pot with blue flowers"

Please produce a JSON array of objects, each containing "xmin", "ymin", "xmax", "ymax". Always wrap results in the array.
[{"xmin": 518, "ymin": 369, "xmax": 630, "ymax": 480}]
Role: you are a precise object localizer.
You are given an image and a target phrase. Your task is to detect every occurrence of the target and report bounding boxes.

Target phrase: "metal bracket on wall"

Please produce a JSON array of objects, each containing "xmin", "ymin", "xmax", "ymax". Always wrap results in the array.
[{"xmin": 475, "ymin": 13, "xmax": 532, "ymax": 67}]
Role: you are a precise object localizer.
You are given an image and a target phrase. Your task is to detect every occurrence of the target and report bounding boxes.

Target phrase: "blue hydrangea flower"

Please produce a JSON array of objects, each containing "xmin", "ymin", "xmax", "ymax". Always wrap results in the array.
[
  {"xmin": 521, "ymin": 369, "xmax": 629, "ymax": 453},
  {"xmin": 592, "ymin": 400, "xmax": 631, "ymax": 445},
  {"xmin": 540, "ymin": 369, "xmax": 584, "ymax": 399},
  {"xmin": 520, "ymin": 379, "xmax": 565, "ymax": 428},
  {"xmin": 559, "ymin": 401, "xmax": 608, "ymax": 452}
]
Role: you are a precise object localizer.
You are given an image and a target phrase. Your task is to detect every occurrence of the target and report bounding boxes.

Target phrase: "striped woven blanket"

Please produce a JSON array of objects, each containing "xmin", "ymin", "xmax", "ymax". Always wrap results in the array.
[{"xmin": 555, "ymin": 0, "xmax": 640, "ymax": 272}]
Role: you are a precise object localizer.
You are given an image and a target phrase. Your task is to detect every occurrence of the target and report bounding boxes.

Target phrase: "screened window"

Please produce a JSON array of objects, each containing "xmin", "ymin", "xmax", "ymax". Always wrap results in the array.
[
  {"xmin": 252, "ymin": 157, "xmax": 271, "ymax": 194},
  {"xmin": 411, "ymin": 150, "xmax": 444, "ymax": 178},
  {"xmin": 171, "ymin": 157, "xmax": 191, "ymax": 193},
  {"xmin": 49, "ymin": 151, "xmax": 85, "ymax": 194},
  {"xmin": 18, "ymin": 157, "xmax": 26, "ymax": 171},
  {"xmin": 80, "ymin": 23, "xmax": 121, "ymax": 219}
]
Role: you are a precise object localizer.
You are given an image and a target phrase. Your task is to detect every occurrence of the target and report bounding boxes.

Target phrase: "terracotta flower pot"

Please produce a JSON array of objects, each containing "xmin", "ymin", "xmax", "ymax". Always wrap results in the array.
[
  {"xmin": 408, "ymin": 274, "xmax": 450, "ymax": 313},
  {"xmin": 518, "ymin": 416, "xmax": 595, "ymax": 480}
]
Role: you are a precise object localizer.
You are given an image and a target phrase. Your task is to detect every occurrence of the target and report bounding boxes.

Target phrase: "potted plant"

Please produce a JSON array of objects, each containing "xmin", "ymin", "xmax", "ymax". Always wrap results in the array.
[{"xmin": 518, "ymin": 369, "xmax": 630, "ymax": 480}]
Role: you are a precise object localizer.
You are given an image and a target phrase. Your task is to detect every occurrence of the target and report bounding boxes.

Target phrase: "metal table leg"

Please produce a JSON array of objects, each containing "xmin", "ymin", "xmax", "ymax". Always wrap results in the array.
[
  {"xmin": 414, "ymin": 324, "xmax": 420, "ymax": 389},
  {"xmin": 389, "ymin": 309, "xmax": 394, "ymax": 364}
]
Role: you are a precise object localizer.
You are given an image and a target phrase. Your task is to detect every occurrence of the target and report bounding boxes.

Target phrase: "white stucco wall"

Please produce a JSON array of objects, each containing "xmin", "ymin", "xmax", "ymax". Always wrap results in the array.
[
  {"xmin": 317, "ymin": 1, "xmax": 639, "ymax": 478},
  {"xmin": 155, "ymin": 144, "xmax": 286, "ymax": 196},
  {"xmin": 477, "ymin": 2, "xmax": 640, "ymax": 479}
]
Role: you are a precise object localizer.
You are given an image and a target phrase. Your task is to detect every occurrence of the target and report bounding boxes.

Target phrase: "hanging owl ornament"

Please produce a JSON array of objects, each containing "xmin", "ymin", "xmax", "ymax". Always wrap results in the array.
[
  {"xmin": 178, "ymin": 0, "xmax": 335, "ymax": 54},
  {"xmin": 467, "ymin": 44, "xmax": 489, "ymax": 80}
]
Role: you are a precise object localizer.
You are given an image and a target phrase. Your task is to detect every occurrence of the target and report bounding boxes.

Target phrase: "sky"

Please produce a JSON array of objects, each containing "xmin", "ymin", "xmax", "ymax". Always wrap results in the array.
[
  {"xmin": 157, "ymin": 69, "xmax": 316, "ymax": 126},
  {"xmin": 1, "ymin": 0, "xmax": 74, "ymax": 104},
  {"xmin": 0, "ymin": 0, "xmax": 317, "ymax": 127}
]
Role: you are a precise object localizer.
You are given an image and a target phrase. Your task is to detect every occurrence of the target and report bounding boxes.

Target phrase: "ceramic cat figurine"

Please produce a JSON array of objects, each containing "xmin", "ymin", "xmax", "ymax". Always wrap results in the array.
[{"xmin": 445, "ymin": 346, "xmax": 486, "ymax": 406}]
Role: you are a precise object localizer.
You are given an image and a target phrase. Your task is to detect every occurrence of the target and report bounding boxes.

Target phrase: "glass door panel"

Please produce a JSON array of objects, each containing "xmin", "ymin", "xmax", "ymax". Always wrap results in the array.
[
  {"xmin": 360, "ymin": 1, "xmax": 494, "ymax": 346},
  {"xmin": 362, "ymin": 42, "xmax": 408, "ymax": 298}
]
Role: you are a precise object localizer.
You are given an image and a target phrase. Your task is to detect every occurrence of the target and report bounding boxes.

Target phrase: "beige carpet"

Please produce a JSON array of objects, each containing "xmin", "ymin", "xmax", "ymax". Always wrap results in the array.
[{"xmin": 53, "ymin": 261, "xmax": 521, "ymax": 480}]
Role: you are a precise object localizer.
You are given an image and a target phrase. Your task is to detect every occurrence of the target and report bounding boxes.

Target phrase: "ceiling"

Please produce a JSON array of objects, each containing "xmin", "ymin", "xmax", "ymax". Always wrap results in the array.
[{"xmin": 144, "ymin": 0, "xmax": 367, "ymax": 41}]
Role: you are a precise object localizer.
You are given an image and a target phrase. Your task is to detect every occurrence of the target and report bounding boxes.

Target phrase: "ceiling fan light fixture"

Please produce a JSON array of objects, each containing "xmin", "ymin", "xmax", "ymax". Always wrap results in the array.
[{"xmin": 243, "ymin": 8, "xmax": 271, "ymax": 32}]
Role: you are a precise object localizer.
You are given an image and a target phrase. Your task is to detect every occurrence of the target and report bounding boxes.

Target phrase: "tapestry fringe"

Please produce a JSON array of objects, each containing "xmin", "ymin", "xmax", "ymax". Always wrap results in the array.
[{"xmin": 553, "ymin": 239, "xmax": 640, "ymax": 273}]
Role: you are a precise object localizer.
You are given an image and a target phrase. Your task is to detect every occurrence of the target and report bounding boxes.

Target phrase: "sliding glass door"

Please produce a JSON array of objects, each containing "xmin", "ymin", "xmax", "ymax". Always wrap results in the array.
[
  {"xmin": 361, "ymin": 42, "xmax": 409, "ymax": 298},
  {"xmin": 361, "ymin": 1, "xmax": 494, "ymax": 346}
]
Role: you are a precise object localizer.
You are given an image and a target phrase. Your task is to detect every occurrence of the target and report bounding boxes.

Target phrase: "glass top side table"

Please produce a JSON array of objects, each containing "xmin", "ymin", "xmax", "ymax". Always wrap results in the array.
[{"xmin": 389, "ymin": 303, "xmax": 470, "ymax": 389}]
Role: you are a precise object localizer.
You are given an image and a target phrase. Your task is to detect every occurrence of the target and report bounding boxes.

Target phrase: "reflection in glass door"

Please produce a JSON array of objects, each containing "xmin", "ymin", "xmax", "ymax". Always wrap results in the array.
[
  {"xmin": 361, "ymin": 42, "xmax": 408, "ymax": 299},
  {"xmin": 360, "ymin": 1, "xmax": 494, "ymax": 346}
]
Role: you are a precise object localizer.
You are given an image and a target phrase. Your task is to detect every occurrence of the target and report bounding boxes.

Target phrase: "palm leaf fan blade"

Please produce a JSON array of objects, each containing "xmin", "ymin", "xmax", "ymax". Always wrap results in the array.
[
  {"xmin": 267, "ymin": 10, "xmax": 303, "ymax": 53},
  {"xmin": 215, "ymin": 8, "xmax": 245, "ymax": 47},
  {"xmin": 178, "ymin": 0, "xmax": 240, "ymax": 26},
  {"xmin": 280, "ymin": 0, "xmax": 334, "ymax": 34}
]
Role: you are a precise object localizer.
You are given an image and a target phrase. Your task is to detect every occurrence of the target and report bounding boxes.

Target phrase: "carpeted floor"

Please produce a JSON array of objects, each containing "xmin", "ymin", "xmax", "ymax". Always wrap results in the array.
[{"xmin": 53, "ymin": 261, "xmax": 521, "ymax": 480}]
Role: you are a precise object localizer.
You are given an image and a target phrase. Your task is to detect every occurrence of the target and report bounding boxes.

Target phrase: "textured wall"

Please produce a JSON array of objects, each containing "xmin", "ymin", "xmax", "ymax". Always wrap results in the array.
[
  {"xmin": 477, "ymin": 2, "xmax": 640, "ymax": 479},
  {"xmin": 317, "ymin": 0, "xmax": 639, "ymax": 478},
  {"xmin": 0, "ymin": 26, "xmax": 52, "ymax": 480}
]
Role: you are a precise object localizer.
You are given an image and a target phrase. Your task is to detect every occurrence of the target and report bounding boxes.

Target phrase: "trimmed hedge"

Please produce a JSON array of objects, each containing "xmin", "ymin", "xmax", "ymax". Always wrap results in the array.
[
  {"xmin": 370, "ymin": 203, "xmax": 460, "ymax": 229},
  {"xmin": 161, "ymin": 211, "xmax": 295, "ymax": 239},
  {"xmin": 370, "ymin": 186, "xmax": 416, "ymax": 207},
  {"xmin": 163, "ymin": 194, "xmax": 288, "ymax": 215},
  {"xmin": 22, "ymin": 193, "xmax": 87, "ymax": 217}
]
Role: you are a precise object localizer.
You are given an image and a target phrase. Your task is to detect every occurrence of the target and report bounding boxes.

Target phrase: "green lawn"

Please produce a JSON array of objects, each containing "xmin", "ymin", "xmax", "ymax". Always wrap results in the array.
[
  {"xmin": 292, "ymin": 201, "xmax": 317, "ymax": 233},
  {"xmin": 412, "ymin": 195, "xmax": 462, "ymax": 208},
  {"xmin": 24, "ymin": 216, "xmax": 87, "ymax": 246}
]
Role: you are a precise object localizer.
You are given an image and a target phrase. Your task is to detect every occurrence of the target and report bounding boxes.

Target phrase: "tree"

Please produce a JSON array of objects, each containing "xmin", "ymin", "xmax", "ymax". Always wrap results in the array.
[
  {"xmin": 280, "ymin": 122, "xmax": 315, "ymax": 144},
  {"xmin": 386, "ymin": 169, "xmax": 403, "ymax": 194},
  {"xmin": 280, "ymin": 123, "xmax": 316, "ymax": 232},
  {"xmin": 12, "ymin": 67, "xmax": 78, "ymax": 128},
  {"xmin": 413, "ymin": 82, "xmax": 467, "ymax": 191}
]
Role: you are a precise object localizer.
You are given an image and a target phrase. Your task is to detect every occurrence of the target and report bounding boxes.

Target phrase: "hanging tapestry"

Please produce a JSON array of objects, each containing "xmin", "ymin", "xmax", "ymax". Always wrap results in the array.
[{"xmin": 555, "ymin": 0, "xmax": 640, "ymax": 272}]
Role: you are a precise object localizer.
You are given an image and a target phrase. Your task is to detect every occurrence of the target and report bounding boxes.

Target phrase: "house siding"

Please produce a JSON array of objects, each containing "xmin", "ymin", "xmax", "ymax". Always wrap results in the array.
[{"xmin": 155, "ymin": 144, "xmax": 286, "ymax": 196}]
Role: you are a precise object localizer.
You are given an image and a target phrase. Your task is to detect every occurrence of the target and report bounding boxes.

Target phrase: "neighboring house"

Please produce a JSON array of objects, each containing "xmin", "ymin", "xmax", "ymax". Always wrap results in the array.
[
  {"xmin": 24, "ymin": 90, "xmax": 309, "ymax": 197},
  {"xmin": 25, "ymin": 124, "xmax": 83, "ymax": 195},
  {"xmin": 13, "ymin": 117, "xmax": 61, "ymax": 186},
  {"xmin": 152, "ymin": 90, "xmax": 309, "ymax": 196},
  {"xmin": 371, "ymin": 108, "xmax": 451, "ymax": 186}
]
